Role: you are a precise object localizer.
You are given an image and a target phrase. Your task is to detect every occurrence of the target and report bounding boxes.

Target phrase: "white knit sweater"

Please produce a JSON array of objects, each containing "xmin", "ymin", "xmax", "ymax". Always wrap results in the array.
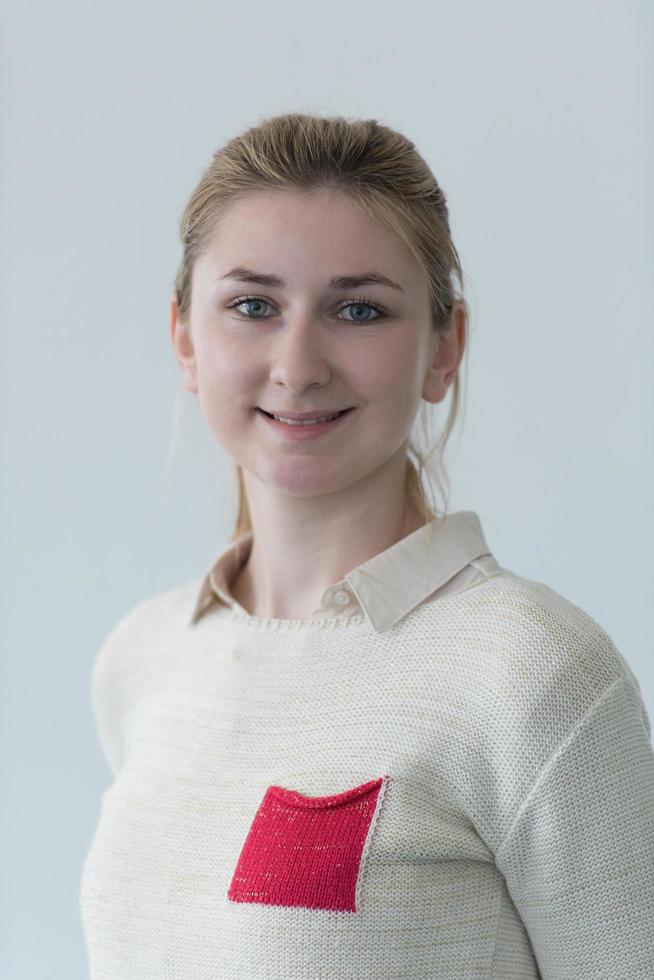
[{"xmin": 80, "ymin": 511, "xmax": 654, "ymax": 979}]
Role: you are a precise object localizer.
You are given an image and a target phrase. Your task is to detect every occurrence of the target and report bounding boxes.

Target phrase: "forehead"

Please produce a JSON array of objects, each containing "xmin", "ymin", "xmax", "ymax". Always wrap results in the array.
[{"xmin": 197, "ymin": 188, "xmax": 424, "ymax": 291}]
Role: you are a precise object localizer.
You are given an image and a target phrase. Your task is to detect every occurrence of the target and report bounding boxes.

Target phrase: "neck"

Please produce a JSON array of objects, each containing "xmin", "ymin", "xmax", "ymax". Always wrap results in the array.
[{"xmin": 230, "ymin": 473, "xmax": 429, "ymax": 620}]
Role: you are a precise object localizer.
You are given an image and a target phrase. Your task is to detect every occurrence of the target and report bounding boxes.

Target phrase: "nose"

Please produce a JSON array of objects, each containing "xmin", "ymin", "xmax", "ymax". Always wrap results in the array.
[{"xmin": 269, "ymin": 313, "xmax": 332, "ymax": 391}]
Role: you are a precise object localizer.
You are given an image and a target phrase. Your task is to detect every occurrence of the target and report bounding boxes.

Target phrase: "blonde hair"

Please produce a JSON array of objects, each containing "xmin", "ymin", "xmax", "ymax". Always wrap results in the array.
[{"xmin": 173, "ymin": 112, "xmax": 468, "ymax": 541}]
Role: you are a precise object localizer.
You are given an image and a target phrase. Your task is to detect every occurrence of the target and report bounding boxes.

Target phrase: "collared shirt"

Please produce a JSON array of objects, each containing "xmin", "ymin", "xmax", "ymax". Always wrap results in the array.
[{"xmin": 189, "ymin": 509, "xmax": 500, "ymax": 632}]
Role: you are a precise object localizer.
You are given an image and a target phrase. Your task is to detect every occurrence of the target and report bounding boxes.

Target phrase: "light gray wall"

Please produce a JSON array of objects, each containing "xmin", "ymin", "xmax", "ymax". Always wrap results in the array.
[{"xmin": 2, "ymin": 1, "xmax": 652, "ymax": 975}]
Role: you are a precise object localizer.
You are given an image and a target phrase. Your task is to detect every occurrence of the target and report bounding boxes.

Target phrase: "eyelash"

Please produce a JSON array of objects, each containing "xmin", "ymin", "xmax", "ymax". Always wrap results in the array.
[{"xmin": 227, "ymin": 294, "xmax": 386, "ymax": 324}]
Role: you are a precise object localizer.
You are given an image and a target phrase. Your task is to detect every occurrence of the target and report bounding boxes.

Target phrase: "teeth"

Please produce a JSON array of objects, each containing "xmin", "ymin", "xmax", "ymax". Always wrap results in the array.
[{"xmin": 273, "ymin": 411, "xmax": 343, "ymax": 425}]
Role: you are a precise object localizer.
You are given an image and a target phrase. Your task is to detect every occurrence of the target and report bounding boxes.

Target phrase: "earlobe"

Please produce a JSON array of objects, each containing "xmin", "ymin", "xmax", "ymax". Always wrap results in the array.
[
  {"xmin": 181, "ymin": 350, "xmax": 198, "ymax": 395},
  {"xmin": 183, "ymin": 363, "xmax": 198, "ymax": 395},
  {"xmin": 439, "ymin": 304, "xmax": 466, "ymax": 386},
  {"xmin": 422, "ymin": 305, "xmax": 466, "ymax": 404},
  {"xmin": 169, "ymin": 295, "xmax": 178, "ymax": 346},
  {"xmin": 170, "ymin": 295, "xmax": 198, "ymax": 394}
]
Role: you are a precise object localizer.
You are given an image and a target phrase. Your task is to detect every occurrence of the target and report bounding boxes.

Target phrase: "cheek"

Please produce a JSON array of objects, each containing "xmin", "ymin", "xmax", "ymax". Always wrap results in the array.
[
  {"xmin": 352, "ymin": 344, "xmax": 423, "ymax": 412},
  {"xmin": 194, "ymin": 333, "xmax": 257, "ymax": 406},
  {"xmin": 193, "ymin": 360, "xmax": 249, "ymax": 445}
]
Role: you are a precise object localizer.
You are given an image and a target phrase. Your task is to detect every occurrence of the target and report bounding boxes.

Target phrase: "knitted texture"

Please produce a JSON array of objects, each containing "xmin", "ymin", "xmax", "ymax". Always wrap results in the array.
[
  {"xmin": 227, "ymin": 776, "xmax": 388, "ymax": 912},
  {"xmin": 80, "ymin": 568, "xmax": 654, "ymax": 979}
]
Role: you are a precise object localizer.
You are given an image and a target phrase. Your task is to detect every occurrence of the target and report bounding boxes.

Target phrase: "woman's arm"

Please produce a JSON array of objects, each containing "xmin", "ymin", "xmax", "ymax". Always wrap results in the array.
[{"xmin": 494, "ymin": 673, "xmax": 654, "ymax": 978}]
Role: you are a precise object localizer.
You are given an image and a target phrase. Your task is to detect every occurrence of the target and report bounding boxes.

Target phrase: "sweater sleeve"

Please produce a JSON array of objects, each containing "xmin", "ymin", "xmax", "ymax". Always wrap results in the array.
[{"xmin": 494, "ymin": 673, "xmax": 654, "ymax": 979}]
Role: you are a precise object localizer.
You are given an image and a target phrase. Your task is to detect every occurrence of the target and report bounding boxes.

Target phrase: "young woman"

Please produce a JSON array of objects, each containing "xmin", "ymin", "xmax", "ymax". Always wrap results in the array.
[{"xmin": 81, "ymin": 113, "xmax": 654, "ymax": 979}]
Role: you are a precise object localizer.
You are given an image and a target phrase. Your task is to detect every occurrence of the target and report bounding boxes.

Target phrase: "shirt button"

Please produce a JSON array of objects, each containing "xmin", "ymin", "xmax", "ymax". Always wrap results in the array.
[{"xmin": 334, "ymin": 589, "xmax": 350, "ymax": 604}]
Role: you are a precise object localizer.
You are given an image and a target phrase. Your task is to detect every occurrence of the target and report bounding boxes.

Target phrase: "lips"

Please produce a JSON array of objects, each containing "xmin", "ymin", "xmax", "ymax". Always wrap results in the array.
[{"xmin": 257, "ymin": 408, "xmax": 352, "ymax": 421}]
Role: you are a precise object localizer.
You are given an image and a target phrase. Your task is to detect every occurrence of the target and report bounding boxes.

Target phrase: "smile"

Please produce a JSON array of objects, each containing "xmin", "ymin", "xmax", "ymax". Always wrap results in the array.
[{"xmin": 256, "ymin": 406, "xmax": 356, "ymax": 440}]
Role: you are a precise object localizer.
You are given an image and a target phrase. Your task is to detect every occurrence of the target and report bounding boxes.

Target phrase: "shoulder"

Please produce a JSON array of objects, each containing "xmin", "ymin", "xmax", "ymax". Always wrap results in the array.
[
  {"xmin": 493, "ymin": 567, "xmax": 629, "ymax": 682},
  {"xmin": 446, "ymin": 568, "xmax": 647, "ymax": 765},
  {"xmin": 90, "ymin": 578, "xmax": 202, "ymax": 691},
  {"xmin": 101, "ymin": 577, "xmax": 200, "ymax": 639},
  {"xmin": 439, "ymin": 570, "xmax": 653, "ymax": 865},
  {"xmin": 416, "ymin": 566, "xmax": 636, "ymax": 712},
  {"xmin": 88, "ymin": 579, "xmax": 202, "ymax": 774}
]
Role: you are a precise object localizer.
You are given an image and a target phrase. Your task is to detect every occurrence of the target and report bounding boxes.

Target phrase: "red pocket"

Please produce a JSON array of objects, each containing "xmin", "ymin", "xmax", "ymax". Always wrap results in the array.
[{"xmin": 227, "ymin": 775, "xmax": 389, "ymax": 912}]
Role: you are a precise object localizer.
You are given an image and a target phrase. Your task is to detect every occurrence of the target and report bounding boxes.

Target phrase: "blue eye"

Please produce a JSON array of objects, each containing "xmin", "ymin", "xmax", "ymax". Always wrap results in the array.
[
  {"xmin": 230, "ymin": 296, "xmax": 271, "ymax": 319},
  {"xmin": 227, "ymin": 295, "xmax": 386, "ymax": 324},
  {"xmin": 336, "ymin": 297, "xmax": 385, "ymax": 323}
]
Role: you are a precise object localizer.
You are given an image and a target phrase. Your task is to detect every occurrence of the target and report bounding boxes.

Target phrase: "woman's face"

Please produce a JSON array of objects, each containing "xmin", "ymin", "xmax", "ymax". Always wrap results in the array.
[{"xmin": 171, "ymin": 187, "xmax": 462, "ymax": 499}]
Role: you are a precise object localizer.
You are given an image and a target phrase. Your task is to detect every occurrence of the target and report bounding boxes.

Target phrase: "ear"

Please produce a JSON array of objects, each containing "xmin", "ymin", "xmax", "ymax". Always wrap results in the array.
[
  {"xmin": 170, "ymin": 294, "xmax": 198, "ymax": 394},
  {"xmin": 422, "ymin": 301, "xmax": 466, "ymax": 405}
]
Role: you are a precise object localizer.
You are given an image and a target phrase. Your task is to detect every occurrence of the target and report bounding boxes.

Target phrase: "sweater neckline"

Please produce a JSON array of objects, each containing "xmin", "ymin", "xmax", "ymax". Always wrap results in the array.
[
  {"xmin": 228, "ymin": 606, "xmax": 369, "ymax": 631},
  {"xmin": 220, "ymin": 568, "xmax": 505, "ymax": 631}
]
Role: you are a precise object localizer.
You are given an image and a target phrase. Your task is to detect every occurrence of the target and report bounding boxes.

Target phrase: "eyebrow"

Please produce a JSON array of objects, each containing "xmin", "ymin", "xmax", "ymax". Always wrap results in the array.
[{"xmin": 219, "ymin": 266, "xmax": 405, "ymax": 293}]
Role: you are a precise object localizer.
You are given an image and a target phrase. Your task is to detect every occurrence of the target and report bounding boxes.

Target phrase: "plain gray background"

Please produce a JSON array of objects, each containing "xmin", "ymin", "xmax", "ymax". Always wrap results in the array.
[{"xmin": 2, "ymin": 0, "xmax": 652, "ymax": 975}]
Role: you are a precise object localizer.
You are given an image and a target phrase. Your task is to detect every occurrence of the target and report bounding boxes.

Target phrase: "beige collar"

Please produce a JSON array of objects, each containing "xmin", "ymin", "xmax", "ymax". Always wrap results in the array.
[{"xmin": 188, "ymin": 510, "xmax": 496, "ymax": 633}]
